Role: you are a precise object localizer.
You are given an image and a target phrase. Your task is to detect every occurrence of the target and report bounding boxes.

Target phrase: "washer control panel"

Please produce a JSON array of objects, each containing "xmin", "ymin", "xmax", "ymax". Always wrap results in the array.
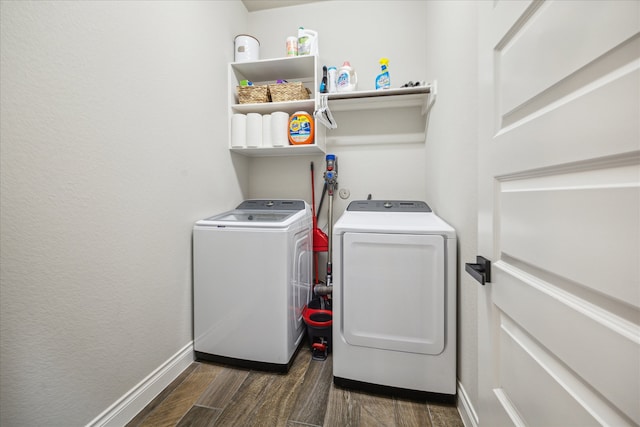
[
  {"xmin": 236, "ymin": 200, "xmax": 306, "ymax": 211},
  {"xmin": 346, "ymin": 200, "xmax": 432, "ymax": 212}
]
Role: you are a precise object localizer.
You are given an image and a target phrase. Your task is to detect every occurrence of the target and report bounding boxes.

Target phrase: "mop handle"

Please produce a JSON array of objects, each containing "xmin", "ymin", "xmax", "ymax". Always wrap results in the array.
[
  {"xmin": 324, "ymin": 154, "xmax": 337, "ymax": 285},
  {"xmin": 310, "ymin": 162, "xmax": 316, "ymax": 220}
]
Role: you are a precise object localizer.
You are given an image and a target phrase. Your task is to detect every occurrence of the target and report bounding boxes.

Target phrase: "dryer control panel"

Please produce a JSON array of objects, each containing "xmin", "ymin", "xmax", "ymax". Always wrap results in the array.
[{"xmin": 346, "ymin": 200, "xmax": 432, "ymax": 212}]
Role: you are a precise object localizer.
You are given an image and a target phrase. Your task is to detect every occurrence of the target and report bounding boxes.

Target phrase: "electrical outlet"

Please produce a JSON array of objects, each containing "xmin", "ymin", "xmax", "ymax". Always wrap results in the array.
[{"xmin": 339, "ymin": 188, "xmax": 350, "ymax": 199}]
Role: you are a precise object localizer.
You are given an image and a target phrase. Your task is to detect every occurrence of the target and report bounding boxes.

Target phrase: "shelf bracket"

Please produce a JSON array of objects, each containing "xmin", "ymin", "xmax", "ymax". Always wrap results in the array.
[{"xmin": 422, "ymin": 80, "xmax": 437, "ymax": 116}]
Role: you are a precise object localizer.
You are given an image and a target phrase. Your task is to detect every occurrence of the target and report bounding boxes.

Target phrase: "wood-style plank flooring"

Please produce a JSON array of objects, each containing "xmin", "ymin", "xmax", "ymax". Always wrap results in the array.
[{"xmin": 127, "ymin": 344, "xmax": 464, "ymax": 427}]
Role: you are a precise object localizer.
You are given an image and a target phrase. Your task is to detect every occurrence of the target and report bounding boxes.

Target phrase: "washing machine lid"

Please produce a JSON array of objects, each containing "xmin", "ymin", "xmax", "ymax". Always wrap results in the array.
[
  {"xmin": 196, "ymin": 200, "xmax": 309, "ymax": 228},
  {"xmin": 212, "ymin": 211, "xmax": 295, "ymax": 222},
  {"xmin": 334, "ymin": 200, "xmax": 456, "ymax": 237}
]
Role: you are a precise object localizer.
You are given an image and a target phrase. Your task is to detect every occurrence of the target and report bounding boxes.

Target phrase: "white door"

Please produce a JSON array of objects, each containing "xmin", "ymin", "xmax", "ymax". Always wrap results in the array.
[{"xmin": 477, "ymin": 1, "xmax": 639, "ymax": 426}]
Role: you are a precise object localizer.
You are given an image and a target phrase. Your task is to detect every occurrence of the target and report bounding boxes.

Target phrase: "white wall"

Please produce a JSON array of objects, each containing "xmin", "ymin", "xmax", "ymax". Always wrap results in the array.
[
  {"xmin": 247, "ymin": 0, "xmax": 430, "ymax": 229},
  {"xmin": 0, "ymin": 1, "xmax": 247, "ymax": 425},
  {"xmin": 422, "ymin": 1, "xmax": 479, "ymax": 419},
  {"xmin": 247, "ymin": 0, "xmax": 479, "ymax": 417}
]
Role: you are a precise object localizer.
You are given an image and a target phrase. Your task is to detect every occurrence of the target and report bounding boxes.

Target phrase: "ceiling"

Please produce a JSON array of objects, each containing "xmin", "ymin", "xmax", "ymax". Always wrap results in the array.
[{"xmin": 241, "ymin": 0, "xmax": 323, "ymax": 12}]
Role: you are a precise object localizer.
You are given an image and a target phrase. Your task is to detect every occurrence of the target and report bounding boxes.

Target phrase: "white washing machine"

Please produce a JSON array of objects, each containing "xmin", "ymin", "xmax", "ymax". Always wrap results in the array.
[
  {"xmin": 193, "ymin": 200, "xmax": 312, "ymax": 372},
  {"xmin": 332, "ymin": 200, "xmax": 457, "ymax": 401}
]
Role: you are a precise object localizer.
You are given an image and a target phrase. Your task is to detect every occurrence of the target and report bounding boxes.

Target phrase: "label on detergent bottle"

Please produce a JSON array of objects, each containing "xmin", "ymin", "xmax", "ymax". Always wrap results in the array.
[
  {"xmin": 288, "ymin": 112, "xmax": 314, "ymax": 145},
  {"xmin": 336, "ymin": 71, "xmax": 349, "ymax": 89}
]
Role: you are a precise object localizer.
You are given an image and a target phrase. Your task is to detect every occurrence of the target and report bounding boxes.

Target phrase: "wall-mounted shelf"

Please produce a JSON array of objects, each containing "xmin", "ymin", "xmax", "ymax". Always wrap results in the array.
[
  {"xmin": 322, "ymin": 82, "xmax": 436, "ymax": 116},
  {"xmin": 318, "ymin": 82, "xmax": 437, "ymax": 146},
  {"xmin": 228, "ymin": 62, "xmax": 436, "ymax": 154},
  {"xmin": 228, "ymin": 55, "xmax": 325, "ymax": 157}
]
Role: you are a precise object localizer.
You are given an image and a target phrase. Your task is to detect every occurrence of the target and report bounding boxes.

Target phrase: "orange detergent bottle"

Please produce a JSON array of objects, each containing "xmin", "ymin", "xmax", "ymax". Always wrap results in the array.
[{"xmin": 288, "ymin": 111, "xmax": 314, "ymax": 145}]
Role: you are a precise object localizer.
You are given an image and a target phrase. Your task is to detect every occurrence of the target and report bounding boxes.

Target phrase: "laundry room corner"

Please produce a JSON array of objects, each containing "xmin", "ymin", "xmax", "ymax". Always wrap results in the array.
[
  {"xmin": 246, "ymin": 1, "xmax": 480, "ymax": 421},
  {"xmin": 246, "ymin": 1, "xmax": 431, "ymax": 211},
  {"xmin": 422, "ymin": 2, "xmax": 480, "ymax": 424}
]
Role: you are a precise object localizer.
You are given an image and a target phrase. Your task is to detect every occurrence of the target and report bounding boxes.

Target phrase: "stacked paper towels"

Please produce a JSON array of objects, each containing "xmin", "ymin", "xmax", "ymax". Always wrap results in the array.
[
  {"xmin": 231, "ymin": 112, "xmax": 291, "ymax": 148},
  {"xmin": 271, "ymin": 112, "xmax": 290, "ymax": 147},
  {"xmin": 246, "ymin": 113, "xmax": 262, "ymax": 147},
  {"xmin": 231, "ymin": 114, "xmax": 246, "ymax": 148}
]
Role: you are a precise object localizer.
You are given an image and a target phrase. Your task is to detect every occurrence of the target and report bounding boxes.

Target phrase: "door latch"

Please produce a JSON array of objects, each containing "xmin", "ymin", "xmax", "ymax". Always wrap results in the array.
[{"xmin": 465, "ymin": 256, "xmax": 491, "ymax": 285}]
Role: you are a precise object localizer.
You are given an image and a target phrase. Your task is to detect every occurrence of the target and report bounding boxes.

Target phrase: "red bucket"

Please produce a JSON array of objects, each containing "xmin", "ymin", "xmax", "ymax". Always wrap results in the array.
[{"xmin": 302, "ymin": 298, "xmax": 332, "ymax": 358}]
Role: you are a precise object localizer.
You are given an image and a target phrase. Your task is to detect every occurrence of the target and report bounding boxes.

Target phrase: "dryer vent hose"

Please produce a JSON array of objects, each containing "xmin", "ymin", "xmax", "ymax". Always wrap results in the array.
[{"xmin": 313, "ymin": 285, "xmax": 333, "ymax": 296}]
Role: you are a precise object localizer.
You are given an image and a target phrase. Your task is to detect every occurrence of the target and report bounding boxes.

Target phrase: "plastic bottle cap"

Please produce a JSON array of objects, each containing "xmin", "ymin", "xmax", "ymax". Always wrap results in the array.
[{"xmin": 342, "ymin": 61, "xmax": 351, "ymax": 67}]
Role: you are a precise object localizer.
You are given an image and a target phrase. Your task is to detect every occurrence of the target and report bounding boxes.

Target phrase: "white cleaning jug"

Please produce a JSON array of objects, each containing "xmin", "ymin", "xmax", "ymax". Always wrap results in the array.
[
  {"xmin": 298, "ymin": 27, "xmax": 318, "ymax": 56},
  {"xmin": 336, "ymin": 61, "xmax": 357, "ymax": 92}
]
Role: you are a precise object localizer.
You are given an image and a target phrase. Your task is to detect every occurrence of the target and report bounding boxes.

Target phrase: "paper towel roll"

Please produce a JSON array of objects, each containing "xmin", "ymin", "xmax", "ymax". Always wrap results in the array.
[
  {"xmin": 231, "ymin": 113, "xmax": 246, "ymax": 148},
  {"xmin": 246, "ymin": 113, "xmax": 262, "ymax": 147},
  {"xmin": 271, "ymin": 111, "xmax": 290, "ymax": 147},
  {"xmin": 262, "ymin": 114, "xmax": 272, "ymax": 147}
]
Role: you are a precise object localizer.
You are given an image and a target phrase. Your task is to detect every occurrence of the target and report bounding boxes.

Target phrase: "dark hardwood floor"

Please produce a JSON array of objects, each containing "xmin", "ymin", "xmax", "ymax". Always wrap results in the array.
[{"xmin": 127, "ymin": 343, "xmax": 464, "ymax": 427}]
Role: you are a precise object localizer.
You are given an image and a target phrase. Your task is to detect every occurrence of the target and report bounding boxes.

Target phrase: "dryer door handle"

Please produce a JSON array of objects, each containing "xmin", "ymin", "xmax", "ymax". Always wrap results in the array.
[{"xmin": 465, "ymin": 256, "xmax": 491, "ymax": 285}]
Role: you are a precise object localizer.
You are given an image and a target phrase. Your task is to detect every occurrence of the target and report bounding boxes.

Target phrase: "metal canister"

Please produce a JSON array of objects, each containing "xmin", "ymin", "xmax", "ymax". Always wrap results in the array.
[{"xmin": 234, "ymin": 34, "xmax": 259, "ymax": 62}]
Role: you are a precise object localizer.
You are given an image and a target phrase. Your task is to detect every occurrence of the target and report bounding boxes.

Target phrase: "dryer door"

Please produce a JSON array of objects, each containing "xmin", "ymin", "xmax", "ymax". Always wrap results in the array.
[{"xmin": 342, "ymin": 232, "xmax": 445, "ymax": 355}]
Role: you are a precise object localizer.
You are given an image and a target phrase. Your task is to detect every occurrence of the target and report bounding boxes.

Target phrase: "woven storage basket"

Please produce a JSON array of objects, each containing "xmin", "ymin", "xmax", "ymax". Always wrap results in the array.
[
  {"xmin": 237, "ymin": 85, "xmax": 270, "ymax": 104},
  {"xmin": 268, "ymin": 82, "xmax": 311, "ymax": 102}
]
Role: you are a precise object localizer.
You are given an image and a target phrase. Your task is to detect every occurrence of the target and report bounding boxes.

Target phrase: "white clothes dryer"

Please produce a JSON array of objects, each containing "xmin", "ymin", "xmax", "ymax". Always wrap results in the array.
[
  {"xmin": 332, "ymin": 200, "xmax": 457, "ymax": 401},
  {"xmin": 193, "ymin": 200, "xmax": 312, "ymax": 372}
]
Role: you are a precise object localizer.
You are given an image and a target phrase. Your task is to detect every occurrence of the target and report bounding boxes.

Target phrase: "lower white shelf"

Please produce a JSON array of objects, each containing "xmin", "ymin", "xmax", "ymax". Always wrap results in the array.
[{"xmin": 230, "ymin": 144, "xmax": 325, "ymax": 157}]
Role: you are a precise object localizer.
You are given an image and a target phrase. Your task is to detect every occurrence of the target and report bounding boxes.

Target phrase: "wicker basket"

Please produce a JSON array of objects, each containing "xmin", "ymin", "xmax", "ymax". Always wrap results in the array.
[
  {"xmin": 268, "ymin": 82, "xmax": 311, "ymax": 102},
  {"xmin": 237, "ymin": 85, "xmax": 270, "ymax": 104}
]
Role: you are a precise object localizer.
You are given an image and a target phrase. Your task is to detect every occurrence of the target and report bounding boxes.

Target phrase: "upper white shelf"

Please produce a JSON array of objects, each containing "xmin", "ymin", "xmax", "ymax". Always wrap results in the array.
[{"xmin": 230, "ymin": 55, "xmax": 316, "ymax": 83}]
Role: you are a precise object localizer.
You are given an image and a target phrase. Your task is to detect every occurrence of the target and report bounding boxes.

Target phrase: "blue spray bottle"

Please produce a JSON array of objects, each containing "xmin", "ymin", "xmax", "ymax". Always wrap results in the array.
[{"xmin": 375, "ymin": 57, "xmax": 391, "ymax": 90}]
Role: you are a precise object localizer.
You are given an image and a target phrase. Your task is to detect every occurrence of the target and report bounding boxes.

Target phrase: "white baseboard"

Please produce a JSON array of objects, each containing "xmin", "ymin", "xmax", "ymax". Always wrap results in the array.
[
  {"xmin": 86, "ymin": 341, "xmax": 194, "ymax": 427},
  {"xmin": 457, "ymin": 380, "xmax": 479, "ymax": 427}
]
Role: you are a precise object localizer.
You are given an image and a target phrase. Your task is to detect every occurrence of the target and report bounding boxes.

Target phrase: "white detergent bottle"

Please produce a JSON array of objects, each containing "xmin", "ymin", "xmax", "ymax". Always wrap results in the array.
[
  {"xmin": 297, "ymin": 27, "xmax": 318, "ymax": 56},
  {"xmin": 336, "ymin": 61, "xmax": 357, "ymax": 92}
]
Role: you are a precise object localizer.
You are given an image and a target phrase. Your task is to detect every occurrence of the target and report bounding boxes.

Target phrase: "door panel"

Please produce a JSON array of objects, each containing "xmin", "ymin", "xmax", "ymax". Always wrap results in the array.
[
  {"xmin": 500, "ymin": 163, "xmax": 640, "ymax": 304},
  {"xmin": 498, "ymin": 314, "xmax": 629, "ymax": 427},
  {"xmin": 498, "ymin": 1, "xmax": 639, "ymax": 117},
  {"xmin": 493, "ymin": 265, "xmax": 640, "ymax": 424},
  {"xmin": 342, "ymin": 232, "xmax": 445, "ymax": 355},
  {"xmin": 478, "ymin": 1, "xmax": 640, "ymax": 425},
  {"xmin": 496, "ymin": 66, "xmax": 640, "ymax": 172}
]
